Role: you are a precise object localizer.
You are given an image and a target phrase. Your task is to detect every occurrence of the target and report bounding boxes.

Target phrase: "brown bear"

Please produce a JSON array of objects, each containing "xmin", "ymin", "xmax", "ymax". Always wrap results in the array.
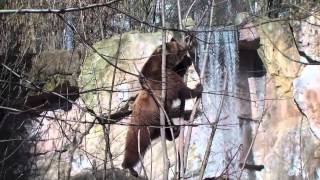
[
  {"xmin": 122, "ymin": 38, "xmax": 202, "ymax": 177},
  {"xmin": 139, "ymin": 39, "xmax": 195, "ymax": 141}
]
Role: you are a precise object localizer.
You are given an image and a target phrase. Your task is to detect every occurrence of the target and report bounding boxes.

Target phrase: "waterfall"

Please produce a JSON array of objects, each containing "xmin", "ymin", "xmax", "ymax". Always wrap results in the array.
[
  {"xmin": 189, "ymin": 27, "xmax": 240, "ymax": 178},
  {"xmin": 63, "ymin": 15, "xmax": 74, "ymax": 50}
]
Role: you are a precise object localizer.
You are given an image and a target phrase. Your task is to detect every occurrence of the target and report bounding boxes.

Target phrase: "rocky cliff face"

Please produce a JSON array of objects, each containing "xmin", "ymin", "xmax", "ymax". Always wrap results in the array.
[
  {"xmin": 244, "ymin": 14, "xmax": 320, "ymax": 179},
  {"xmin": 30, "ymin": 13, "xmax": 320, "ymax": 179}
]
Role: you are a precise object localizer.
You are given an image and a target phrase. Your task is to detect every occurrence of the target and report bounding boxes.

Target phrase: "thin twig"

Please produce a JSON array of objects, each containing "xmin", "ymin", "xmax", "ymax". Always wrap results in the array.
[
  {"xmin": 198, "ymin": 72, "xmax": 228, "ymax": 180},
  {"xmin": 238, "ymin": 76, "xmax": 267, "ymax": 179},
  {"xmin": 160, "ymin": 0, "xmax": 170, "ymax": 179},
  {"xmin": 176, "ymin": 0, "xmax": 185, "ymax": 178},
  {"xmin": 0, "ymin": 0, "xmax": 121, "ymax": 14},
  {"xmin": 101, "ymin": 33, "xmax": 123, "ymax": 180},
  {"xmin": 148, "ymin": 128, "xmax": 153, "ymax": 180},
  {"xmin": 184, "ymin": 0, "xmax": 199, "ymax": 22},
  {"xmin": 138, "ymin": 129, "xmax": 149, "ymax": 179},
  {"xmin": 183, "ymin": 0, "xmax": 215, "ymax": 177}
]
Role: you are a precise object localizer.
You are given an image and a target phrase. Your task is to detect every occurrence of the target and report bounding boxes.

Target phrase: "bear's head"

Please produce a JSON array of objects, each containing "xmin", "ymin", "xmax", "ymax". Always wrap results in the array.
[
  {"xmin": 149, "ymin": 38, "xmax": 191, "ymax": 70},
  {"xmin": 139, "ymin": 37, "xmax": 195, "ymax": 83},
  {"xmin": 164, "ymin": 38, "xmax": 190, "ymax": 69}
]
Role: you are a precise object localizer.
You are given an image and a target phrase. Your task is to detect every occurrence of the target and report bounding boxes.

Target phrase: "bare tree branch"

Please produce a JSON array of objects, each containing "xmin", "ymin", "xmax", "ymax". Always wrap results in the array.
[
  {"xmin": 0, "ymin": 0, "xmax": 121, "ymax": 14},
  {"xmin": 183, "ymin": 0, "xmax": 215, "ymax": 177},
  {"xmin": 160, "ymin": 0, "xmax": 170, "ymax": 179}
]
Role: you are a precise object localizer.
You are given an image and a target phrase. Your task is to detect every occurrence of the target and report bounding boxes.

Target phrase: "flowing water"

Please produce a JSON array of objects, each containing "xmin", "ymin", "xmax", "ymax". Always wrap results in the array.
[{"xmin": 189, "ymin": 26, "xmax": 240, "ymax": 178}]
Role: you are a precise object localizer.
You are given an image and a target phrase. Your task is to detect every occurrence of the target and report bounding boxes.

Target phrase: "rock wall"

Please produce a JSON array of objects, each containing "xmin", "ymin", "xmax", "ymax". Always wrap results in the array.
[
  {"xmin": 243, "ymin": 15, "xmax": 320, "ymax": 179},
  {"xmin": 30, "ymin": 14, "xmax": 320, "ymax": 179}
]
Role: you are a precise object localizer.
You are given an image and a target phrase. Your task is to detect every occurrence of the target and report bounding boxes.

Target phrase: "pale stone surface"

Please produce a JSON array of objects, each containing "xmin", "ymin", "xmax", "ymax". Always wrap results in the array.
[
  {"xmin": 256, "ymin": 18, "xmax": 303, "ymax": 97},
  {"xmin": 292, "ymin": 12, "xmax": 320, "ymax": 62},
  {"xmin": 250, "ymin": 17, "xmax": 320, "ymax": 179},
  {"xmin": 252, "ymin": 74, "xmax": 313, "ymax": 179},
  {"xmin": 237, "ymin": 12, "xmax": 260, "ymax": 50},
  {"xmin": 294, "ymin": 65, "xmax": 320, "ymax": 138}
]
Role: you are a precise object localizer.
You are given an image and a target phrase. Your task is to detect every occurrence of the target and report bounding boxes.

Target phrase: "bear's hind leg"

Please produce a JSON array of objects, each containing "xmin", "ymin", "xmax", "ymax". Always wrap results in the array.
[{"xmin": 122, "ymin": 127, "xmax": 153, "ymax": 177}]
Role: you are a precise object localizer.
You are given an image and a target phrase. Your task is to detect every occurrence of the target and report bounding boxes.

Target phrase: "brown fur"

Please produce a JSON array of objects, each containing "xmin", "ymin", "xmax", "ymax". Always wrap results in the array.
[{"xmin": 122, "ymin": 39, "xmax": 202, "ymax": 177}]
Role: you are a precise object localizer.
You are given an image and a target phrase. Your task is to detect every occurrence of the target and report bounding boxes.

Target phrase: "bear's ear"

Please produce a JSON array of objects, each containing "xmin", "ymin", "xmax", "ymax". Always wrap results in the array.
[{"xmin": 170, "ymin": 38, "xmax": 177, "ymax": 42}]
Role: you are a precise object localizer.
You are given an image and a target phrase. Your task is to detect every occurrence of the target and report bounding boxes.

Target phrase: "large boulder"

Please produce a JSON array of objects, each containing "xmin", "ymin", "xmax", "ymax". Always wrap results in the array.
[
  {"xmin": 78, "ymin": 31, "xmax": 173, "ymax": 112},
  {"xmin": 34, "ymin": 32, "xmax": 182, "ymax": 180}
]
